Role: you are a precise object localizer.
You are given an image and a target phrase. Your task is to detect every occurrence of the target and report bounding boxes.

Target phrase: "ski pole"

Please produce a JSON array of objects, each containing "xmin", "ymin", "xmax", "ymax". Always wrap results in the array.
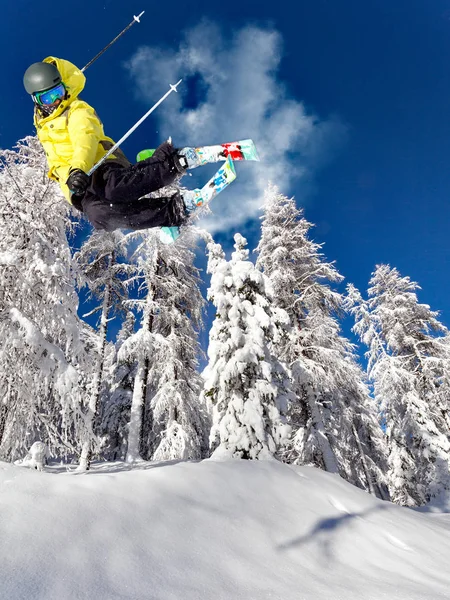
[
  {"xmin": 87, "ymin": 79, "xmax": 183, "ymax": 176},
  {"xmin": 81, "ymin": 11, "xmax": 145, "ymax": 73}
]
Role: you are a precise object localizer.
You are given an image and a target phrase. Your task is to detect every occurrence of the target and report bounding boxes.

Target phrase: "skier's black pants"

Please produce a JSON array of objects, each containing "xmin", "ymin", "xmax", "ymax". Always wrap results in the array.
[{"xmin": 75, "ymin": 141, "xmax": 187, "ymax": 231}]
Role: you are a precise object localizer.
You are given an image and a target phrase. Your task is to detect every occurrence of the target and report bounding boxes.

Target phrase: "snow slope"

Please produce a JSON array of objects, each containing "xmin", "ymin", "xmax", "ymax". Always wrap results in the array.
[{"xmin": 1, "ymin": 459, "xmax": 449, "ymax": 600}]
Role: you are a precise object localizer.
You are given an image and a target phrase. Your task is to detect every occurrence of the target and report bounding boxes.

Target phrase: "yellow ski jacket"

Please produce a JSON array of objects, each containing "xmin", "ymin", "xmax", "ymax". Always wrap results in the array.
[{"xmin": 34, "ymin": 56, "xmax": 129, "ymax": 203}]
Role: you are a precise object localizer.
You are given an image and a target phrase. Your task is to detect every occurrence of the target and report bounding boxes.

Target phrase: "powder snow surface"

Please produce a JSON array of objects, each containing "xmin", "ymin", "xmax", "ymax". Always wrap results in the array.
[{"xmin": 1, "ymin": 459, "xmax": 450, "ymax": 600}]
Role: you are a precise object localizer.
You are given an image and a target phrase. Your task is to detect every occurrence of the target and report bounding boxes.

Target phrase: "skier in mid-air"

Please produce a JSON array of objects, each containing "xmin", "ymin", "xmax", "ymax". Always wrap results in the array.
[{"xmin": 23, "ymin": 57, "xmax": 258, "ymax": 233}]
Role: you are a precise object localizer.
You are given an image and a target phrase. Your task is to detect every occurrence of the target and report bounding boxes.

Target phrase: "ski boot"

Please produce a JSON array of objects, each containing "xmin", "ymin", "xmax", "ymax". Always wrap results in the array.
[{"xmin": 160, "ymin": 156, "xmax": 237, "ymax": 244}]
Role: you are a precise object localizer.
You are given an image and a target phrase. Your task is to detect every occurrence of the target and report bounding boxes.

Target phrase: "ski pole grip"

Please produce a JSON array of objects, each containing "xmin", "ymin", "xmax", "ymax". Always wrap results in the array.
[{"xmin": 81, "ymin": 11, "xmax": 145, "ymax": 73}]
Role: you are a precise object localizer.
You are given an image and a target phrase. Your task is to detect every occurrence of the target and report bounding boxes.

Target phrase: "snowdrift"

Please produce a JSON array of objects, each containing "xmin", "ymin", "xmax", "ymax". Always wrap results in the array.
[{"xmin": 1, "ymin": 459, "xmax": 450, "ymax": 599}]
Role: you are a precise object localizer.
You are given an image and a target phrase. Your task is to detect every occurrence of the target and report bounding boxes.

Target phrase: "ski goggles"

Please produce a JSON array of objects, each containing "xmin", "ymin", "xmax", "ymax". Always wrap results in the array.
[{"xmin": 33, "ymin": 83, "xmax": 66, "ymax": 106}]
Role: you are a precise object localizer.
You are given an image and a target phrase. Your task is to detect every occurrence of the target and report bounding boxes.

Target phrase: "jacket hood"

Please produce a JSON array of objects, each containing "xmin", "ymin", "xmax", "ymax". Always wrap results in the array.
[
  {"xmin": 34, "ymin": 57, "xmax": 85, "ymax": 123},
  {"xmin": 44, "ymin": 56, "xmax": 85, "ymax": 99}
]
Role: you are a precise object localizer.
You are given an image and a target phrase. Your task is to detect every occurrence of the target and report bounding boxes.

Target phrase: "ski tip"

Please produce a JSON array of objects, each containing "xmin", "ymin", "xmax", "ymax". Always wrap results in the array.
[
  {"xmin": 237, "ymin": 139, "xmax": 260, "ymax": 162},
  {"xmin": 224, "ymin": 155, "xmax": 237, "ymax": 179},
  {"xmin": 245, "ymin": 140, "xmax": 260, "ymax": 161},
  {"xmin": 225, "ymin": 154, "xmax": 235, "ymax": 167}
]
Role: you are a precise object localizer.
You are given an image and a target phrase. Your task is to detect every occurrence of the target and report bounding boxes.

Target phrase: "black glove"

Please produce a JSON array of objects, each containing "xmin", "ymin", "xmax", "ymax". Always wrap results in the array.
[{"xmin": 66, "ymin": 169, "xmax": 90, "ymax": 196}]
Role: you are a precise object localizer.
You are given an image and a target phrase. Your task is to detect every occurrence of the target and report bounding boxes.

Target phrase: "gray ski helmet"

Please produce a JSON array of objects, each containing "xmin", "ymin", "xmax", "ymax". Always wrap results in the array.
[{"xmin": 23, "ymin": 62, "xmax": 62, "ymax": 95}]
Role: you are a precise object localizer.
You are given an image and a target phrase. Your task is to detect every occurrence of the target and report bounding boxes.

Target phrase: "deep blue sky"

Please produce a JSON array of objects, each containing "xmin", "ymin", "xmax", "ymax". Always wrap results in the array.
[{"xmin": 2, "ymin": 1, "xmax": 450, "ymax": 332}]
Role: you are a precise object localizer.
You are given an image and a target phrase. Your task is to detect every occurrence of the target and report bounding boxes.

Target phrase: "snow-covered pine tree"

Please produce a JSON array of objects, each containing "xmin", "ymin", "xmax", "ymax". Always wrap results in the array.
[
  {"xmin": 0, "ymin": 137, "xmax": 96, "ymax": 461},
  {"xmin": 205, "ymin": 233, "xmax": 292, "ymax": 460},
  {"xmin": 101, "ymin": 309, "xmax": 137, "ymax": 461},
  {"xmin": 119, "ymin": 230, "xmax": 207, "ymax": 462},
  {"xmin": 118, "ymin": 234, "xmax": 160, "ymax": 463},
  {"xmin": 147, "ymin": 232, "xmax": 209, "ymax": 461},
  {"xmin": 349, "ymin": 265, "xmax": 450, "ymax": 506},
  {"xmin": 74, "ymin": 230, "xmax": 134, "ymax": 469},
  {"xmin": 256, "ymin": 185, "xmax": 388, "ymax": 496}
]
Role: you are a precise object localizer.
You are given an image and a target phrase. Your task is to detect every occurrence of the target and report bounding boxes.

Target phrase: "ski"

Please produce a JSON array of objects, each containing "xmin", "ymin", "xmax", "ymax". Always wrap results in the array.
[
  {"xmin": 196, "ymin": 153, "xmax": 237, "ymax": 205},
  {"xmin": 137, "ymin": 139, "xmax": 260, "ymax": 166},
  {"xmin": 159, "ymin": 156, "xmax": 237, "ymax": 244},
  {"xmin": 188, "ymin": 139, "xmax": 259, "ymax": 166}
]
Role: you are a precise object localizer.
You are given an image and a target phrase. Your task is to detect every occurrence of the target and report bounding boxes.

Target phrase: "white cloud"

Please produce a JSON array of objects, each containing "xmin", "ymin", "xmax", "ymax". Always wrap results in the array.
[{"xmin": 125, "ymin": 22, "xmax": 346, "ymax": 234}]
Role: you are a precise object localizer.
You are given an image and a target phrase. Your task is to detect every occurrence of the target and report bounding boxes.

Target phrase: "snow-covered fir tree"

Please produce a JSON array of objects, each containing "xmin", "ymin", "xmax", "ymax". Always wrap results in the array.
[
  {"xmin": 146, "ymin": 232, "xmax": 209, "ymax": 461},
  {"xmin": 0, "ymin": 137, "xmax": 97, "ymax": 461},
  {"xmin": 74, "ymin": 230, "xmax": 134, "ymax": 469},
  {"xmin": 100, "ymin": 309, "xmax": 137, "ymax": 461},
  {"xmin": 120, "ymin": 235, "xmax": 163, "ymax": 463},
  {"xmin": 256, "ymin": 185, "xmax": 388, "ymax": 496},
  {"xmin": 348, "ymin": 266, "xmax": 450, "ymax": 506},
  {"xmin": 205, "ymin": 233, "xmax": 292, "ymax": 460},
  {"xmin": 118, "ymin": 230, "xmax": 208, "ymax": 462}
]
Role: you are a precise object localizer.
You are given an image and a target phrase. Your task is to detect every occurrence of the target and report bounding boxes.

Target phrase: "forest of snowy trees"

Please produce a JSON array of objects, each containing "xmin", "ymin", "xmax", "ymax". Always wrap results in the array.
[{"xmin": 1, "ymin": 137, "xmax": 449, "ymax": 507}]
